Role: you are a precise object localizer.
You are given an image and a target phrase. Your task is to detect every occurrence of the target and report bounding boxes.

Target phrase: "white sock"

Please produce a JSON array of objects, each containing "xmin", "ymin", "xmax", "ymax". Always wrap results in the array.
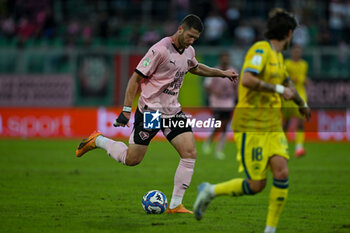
[
  {"xmin": 95, "ymin": 135, "xmax": 112, "ymax": 149},
  {"xmin": 209, "ymin": 184, "xmax": 216, "ymax": 197},
  {"xmin": 296, "ymin": 143, "xmax": 303, "ymax": 150},
  {"xmin": 264, "ymin": 226, "xmax": 276, "ymax": 233},
  {"xmin": 169, "ymin": 195, "xmax": 182, "ymax": 209}
]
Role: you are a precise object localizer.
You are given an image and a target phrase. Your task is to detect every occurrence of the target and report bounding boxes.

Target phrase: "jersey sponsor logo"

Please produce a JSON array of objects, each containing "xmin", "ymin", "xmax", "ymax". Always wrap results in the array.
[
  {"xmin": 255, "ymin": 49, "xmax": 264, "ymax": 54},
  {"xmin": 251, "ymin": 55, "xmax": 262, "ymax": 66},
  {"xmin": 163, "ymin": 89, "xmax": 178, "ymax": 95},
  {"xmin": 143, "ymin": 57, "xmax": 151, "ymax": 67},
  {"xmin": 143, "ymin": 110, "xmax": 161, "ymax": 129}
]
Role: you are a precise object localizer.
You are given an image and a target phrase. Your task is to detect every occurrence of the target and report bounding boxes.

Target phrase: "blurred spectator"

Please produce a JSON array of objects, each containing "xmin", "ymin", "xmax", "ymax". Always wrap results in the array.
[
  {"xmin": 170, "ymin": 0, "xmax": 190, "ymax": 22},
  {"xmin": 226, "ymin": 4, "xmax": 240, "ymax": 37},
  {"xmin": 0, "ymin": 0, "xmax": 345, "ymax": 49},
  {"xmin": 17, "ymin": 16, "xmax": 37, "ymax": 46},
  {"xmin": 37, "ymin": 9, "xmax": 56, "ymax": 39},
  {"xmin": 234, "ymin": 20, "xmax": 255, "ymax": 47},
  {"xmin": 216, "ymin": 0, "xmax": 229, "ymax": 15},
  {"xmin": 81, "ymin": 23, "xmax": 93, "ymax": 47},
  {"xmin": 1, "ymin": 17, "xmax": 15, "ymax": 38},
  {"xmin": 328, "ymin": 0, "xmax": 346, "ymax": 45},
  {"xmin": 140, "ymin": 26, "xmax": 161, "ymax": 46},
  {"xmin": 292, "ymin": 24, "xmax": 310, "ymax": 47},
  {"xmin": 204, "ymin": 10, "xmax": 227, "ymax": 45}
]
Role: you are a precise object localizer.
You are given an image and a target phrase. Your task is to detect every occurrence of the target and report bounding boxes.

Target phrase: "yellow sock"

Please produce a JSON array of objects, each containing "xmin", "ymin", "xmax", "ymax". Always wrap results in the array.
[
  {"xmin": 296, "ymin": 131, "xmax": 305, "ymax": 147},
  {"xmin": 214, "ymin": 178, "xmax": 253, "ymax": 196},
  {"xmin": 266, "ymin": 179, "xmax": 289, "ymax": 227}
]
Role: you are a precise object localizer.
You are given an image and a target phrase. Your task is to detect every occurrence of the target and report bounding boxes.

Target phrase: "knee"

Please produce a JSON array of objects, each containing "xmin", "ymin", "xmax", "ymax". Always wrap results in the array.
[
  {"xmin": 249, "ymin": 180, "xmax": 266, "ymax": 194},
  {"xmin": 274, "ymin": 167, "xmax": 289, "ymax": 180},
  {"xmin": 181, "ymin": 147, "xmax": 197, "ymax": 159},
  {"xmin": 125, "ymin": 151, "xmax": 143, "ymax": 166},
  {"xmin": 125, "ymin": 157, "xmax": 141, "ymax": 166}
]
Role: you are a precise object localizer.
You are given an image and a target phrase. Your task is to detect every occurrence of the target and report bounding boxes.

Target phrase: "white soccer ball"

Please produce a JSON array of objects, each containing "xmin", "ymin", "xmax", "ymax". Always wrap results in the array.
[{"xmin": 141, "ymin": 190, "xmax": 168, "ymax": 214}]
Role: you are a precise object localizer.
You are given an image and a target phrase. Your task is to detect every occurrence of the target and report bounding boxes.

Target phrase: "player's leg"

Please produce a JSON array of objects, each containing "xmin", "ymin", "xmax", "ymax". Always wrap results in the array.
[
  {"xmin": 264, "ymin": 132, "xmax": 290, "ymax": 233},
  {"xmin": 75, "ymin": 108, "xmax": 157, "ymax": 166},
  {"xmin": 193, "ymin": 132, "xmax": 268, "ymax": 220},
  {"xmin": 295, "ymin": 118, "xmax": 306, "ymax": 157},
  {"xmin": 202, "ymin": 109, "xmax": 220, "ymax": 155},
  {"xmin": 264, "ymin": 155, "xmax": 289, "ymax": 233},
  {"xmin": 202, "ymin": 127, "xmax": 217, "ymax": 155},
  {"xmin": 214, "ymin": 114, "xmax": 231, "ymax": 159},
  {"xmin": 193, "ymin": 178, "xmax": 266, "ymax": 220},
  {"xmin": 167, "ymin": 131, "xmax": 196, "ymax": 214},
  {"xmin": 76, "ymin": 129, "xmax": 151, "ymax": 165}
]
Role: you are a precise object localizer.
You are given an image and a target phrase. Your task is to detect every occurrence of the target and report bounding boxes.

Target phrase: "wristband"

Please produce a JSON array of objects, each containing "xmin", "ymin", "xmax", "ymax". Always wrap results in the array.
[
  {"xmin": 122, "ymin": 106, "xmax": 132, "ymax": 113},
  {"xmin": 275, "ymin": 84, "xmax": 285, "ymax": 94},
  {"xmin": 301, "ymin": 102, "xmax": 308, "ymax": 108}
]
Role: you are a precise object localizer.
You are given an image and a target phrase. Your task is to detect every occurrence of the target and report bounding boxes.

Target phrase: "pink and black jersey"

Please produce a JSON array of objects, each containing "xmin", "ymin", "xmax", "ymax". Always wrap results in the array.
[
  {"xmin": 204, "ymin": 66, "xmax": 237, "ymax": 109},
  {"xmin": 135, "ymin": 37, "xmax": 198, "ymax": 116}
]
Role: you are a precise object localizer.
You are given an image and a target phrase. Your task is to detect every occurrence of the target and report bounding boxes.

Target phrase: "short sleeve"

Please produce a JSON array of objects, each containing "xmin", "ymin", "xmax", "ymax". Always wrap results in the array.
[
  {"xmin": 135, "ymin": 47, "xmax": 166, "ymax": 78},
  {"xmin": 243, "ymin": 44, "xmax": 268, "ymax": 75},
  {"xmin": 187, "ymin": 46, "xmax": 199, "ymax": 71}
]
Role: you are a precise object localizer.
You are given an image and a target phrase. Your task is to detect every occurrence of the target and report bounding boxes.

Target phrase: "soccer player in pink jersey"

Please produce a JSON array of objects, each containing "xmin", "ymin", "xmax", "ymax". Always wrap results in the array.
[
  {"xmin": 75, "ymin": 14, "xmax": 238, "ymax": 214},
  {"xmin": 202, "ymin": 52, "xmax": 238, "ymax": 160}
]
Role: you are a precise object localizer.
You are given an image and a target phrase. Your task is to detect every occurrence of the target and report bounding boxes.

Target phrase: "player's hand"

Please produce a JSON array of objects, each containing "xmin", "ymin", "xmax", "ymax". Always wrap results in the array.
[
  {"xmin": 113, "ymin": 112, "xmax": 130, "ymax": 127},
  {"xmin": 299, "ymin": 104, "xmax": 311, "ymax": 121},
  {"xmin": 223, "ymin": 70, "xmax": 239, "ymax": 84},
  {"xmin": 282, "ymin": 87, "xmax": 294, "ymax": 100}
]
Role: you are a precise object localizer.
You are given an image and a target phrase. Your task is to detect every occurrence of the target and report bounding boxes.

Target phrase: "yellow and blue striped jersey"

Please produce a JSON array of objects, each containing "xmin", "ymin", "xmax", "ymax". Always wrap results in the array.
[{"xmin": 232, "ymin": 40, "xmax": 289, "ymax": 132}]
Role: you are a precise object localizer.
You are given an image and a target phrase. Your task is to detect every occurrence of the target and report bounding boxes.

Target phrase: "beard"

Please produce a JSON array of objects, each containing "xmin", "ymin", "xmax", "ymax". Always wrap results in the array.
[{"xmin": 178, "ymin": 35, "xmax": 186, "ymax": 49}]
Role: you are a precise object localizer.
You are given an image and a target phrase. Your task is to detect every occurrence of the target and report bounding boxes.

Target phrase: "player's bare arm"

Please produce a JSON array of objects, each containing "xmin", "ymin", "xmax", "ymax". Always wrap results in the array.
[
  {"xmin": 242, "ymin": 71, "xmax": 295, "ymax": 98},
  {"xmin": 114, "ymin": 72, "xmax": 143, "ymax": 127},
  {"xmin": 284, "ymin": 78, "xmax": 311, "ymax": 121},
  {"xmin": 189, "ymin": 63, "xmax": 239, "ymax": 82}
]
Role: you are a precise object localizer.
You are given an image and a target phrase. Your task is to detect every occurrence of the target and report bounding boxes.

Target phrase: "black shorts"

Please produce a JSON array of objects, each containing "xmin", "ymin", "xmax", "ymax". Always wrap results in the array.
[
  {"xmin": 131, "ymin": 108, "xmax": 192, "ymax": 146},
  {"xmin": 212, "ymin": 108, "xmax": 233, "ymax": 121}
]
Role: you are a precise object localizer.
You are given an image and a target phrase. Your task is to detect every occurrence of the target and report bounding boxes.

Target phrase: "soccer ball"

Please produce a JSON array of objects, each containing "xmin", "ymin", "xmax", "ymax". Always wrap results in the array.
[{"xmin": 142, "ymin": 190, "xmax": 168, "ymax": 214}]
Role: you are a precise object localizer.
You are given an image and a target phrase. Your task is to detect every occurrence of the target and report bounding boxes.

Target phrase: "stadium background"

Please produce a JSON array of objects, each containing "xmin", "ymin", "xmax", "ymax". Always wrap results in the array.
[{"xmin": 0, "ymin": 0, "xmax": 349, "ymax": 141}]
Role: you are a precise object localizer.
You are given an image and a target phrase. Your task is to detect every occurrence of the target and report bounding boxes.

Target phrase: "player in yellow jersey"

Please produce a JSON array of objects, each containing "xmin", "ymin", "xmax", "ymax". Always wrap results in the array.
[
  {"xmin": 283, "ymin": 45, "xmax": 310, "ymax": 157},
  {"xmin": 193, "ymin": 9, "xmax": 311, "ymax": 233}
]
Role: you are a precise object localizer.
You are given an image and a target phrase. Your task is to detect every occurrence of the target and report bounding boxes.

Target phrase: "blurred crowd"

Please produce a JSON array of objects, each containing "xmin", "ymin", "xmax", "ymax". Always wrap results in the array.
[{"xmin": 0, "ymin": 0, "xmax": 349, "ymax": 49}]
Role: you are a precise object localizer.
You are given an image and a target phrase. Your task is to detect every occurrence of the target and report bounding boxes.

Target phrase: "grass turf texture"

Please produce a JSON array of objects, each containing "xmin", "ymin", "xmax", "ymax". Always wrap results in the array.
[{"xmin": 0, "ymin": 139, "xmax": 349, "ymax": 233}]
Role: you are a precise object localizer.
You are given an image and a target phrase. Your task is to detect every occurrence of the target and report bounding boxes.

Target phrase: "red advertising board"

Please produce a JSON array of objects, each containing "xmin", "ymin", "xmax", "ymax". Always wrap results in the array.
[{"xmin": 0, "ymin": 107, "xmax": 349, "ymax": 141}]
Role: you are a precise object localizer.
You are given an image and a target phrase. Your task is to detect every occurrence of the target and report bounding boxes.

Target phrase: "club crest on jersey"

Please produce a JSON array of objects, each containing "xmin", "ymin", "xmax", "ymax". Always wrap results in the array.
[
  {"xmin": 143, "ymin": 57, "xmax": 151, "ymax": 67},
  {"xmin": 251, "ymin": 55, "xmax": 262, "ymax": 66},
  {"xmin": 143, "ymin": 110, "xmax": 161, "ymax": 129},
  {"xmin": 139, "ymin": 131, "xmax": 150, "ymax": 140}
]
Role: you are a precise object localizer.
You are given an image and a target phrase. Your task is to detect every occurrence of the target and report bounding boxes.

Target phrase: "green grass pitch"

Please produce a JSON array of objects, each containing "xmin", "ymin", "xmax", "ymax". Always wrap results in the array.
[{"xmin": 0, "ymin": 139, "xmax": 350, "ymax": 233}]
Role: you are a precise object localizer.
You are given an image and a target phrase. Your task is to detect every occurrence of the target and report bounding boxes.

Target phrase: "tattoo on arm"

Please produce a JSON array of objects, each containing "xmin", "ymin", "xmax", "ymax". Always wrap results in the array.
[
  {"xmin": 261, "ymin": 81, "xmax": 276, "ymax": 92},
  {"xmin": 253, "ymin": 79, "xmax": 276, "ymax": 92}
]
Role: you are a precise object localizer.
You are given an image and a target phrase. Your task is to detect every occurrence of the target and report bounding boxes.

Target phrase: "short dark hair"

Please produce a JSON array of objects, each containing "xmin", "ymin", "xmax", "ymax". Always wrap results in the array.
[
  {"xmin": 181, "ymin": 14, "xmax": 204, "ymax": 33},
  {"xmin": 264, "ymin": 8, "xmax": 297, "ymax": 40}
]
